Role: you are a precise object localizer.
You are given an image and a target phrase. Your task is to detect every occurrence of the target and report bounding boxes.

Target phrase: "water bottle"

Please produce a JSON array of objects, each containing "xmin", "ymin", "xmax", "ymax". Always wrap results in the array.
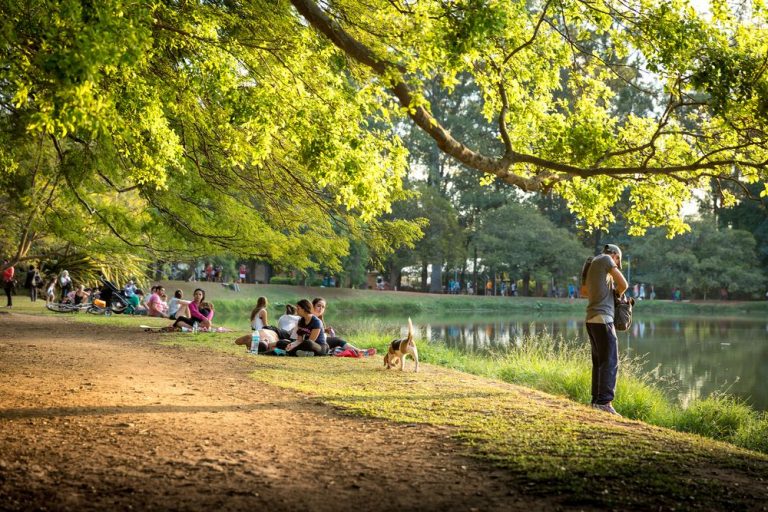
[
  {"xmin": 192, "ymin": 321, "xmax": 199, "ymax": 334},
  {"xmin": 250, "ymin": 330, "xmax": 261, "ymax": 354}
]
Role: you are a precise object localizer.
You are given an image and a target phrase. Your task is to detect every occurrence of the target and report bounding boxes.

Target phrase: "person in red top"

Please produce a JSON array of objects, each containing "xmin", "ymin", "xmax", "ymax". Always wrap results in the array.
[
  {"xmin": 2, "ymin": 260, "xmax": 15, "ymax": 308},
  {"xmin": 171, "ymin": 288, "xmax": 213, "ymax": 330}
]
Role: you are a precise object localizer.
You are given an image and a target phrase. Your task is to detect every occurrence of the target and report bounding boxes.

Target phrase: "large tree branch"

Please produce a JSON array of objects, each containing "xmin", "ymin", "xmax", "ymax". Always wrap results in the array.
[
  {"xmin": 289, "ymin": 0, "xmax": 767, "ymax": 189},
  {"xmin": 290, "ymin": 0, "xmax": 551, "ymax": 190}
]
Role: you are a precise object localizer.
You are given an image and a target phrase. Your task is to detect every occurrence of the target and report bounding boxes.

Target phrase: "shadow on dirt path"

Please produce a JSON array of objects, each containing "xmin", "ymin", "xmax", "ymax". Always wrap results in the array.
[{"xmin": 0, "ymin": 312, "xmax": 578, "ymax": 511}]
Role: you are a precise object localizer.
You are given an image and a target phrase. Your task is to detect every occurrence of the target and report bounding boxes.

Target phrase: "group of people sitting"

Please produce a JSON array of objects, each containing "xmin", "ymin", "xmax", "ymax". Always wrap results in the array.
[
  {"xmin": 234, "ymin": 296, "xmax": 376, "ymax": 358},
  {"xmin": 123, "ymin": 284, "xmax": 214, "ymax": 329}
]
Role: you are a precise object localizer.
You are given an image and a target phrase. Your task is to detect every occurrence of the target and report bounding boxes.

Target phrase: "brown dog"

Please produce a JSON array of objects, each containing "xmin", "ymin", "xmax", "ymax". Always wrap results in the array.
[{"xmin": 383, "ymin": 318, "xmax": 418, "ymax": 372}]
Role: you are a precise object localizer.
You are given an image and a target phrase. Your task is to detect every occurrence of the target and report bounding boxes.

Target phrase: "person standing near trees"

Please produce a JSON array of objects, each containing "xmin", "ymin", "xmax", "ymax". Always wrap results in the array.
[
  {"xmin": 2, "ymin": 260, "xmax": 15, "ymax": 308},
  {"xmin": 25, "ymin": 265, "xmax": 41, "ymax": 302},
  {"xmin": 584, "ymin": 244, "xmax": 628, "ymax": 416},
  {"xmin": 58, "ymin": 270, "xmax": 72, "ymax": 302}
]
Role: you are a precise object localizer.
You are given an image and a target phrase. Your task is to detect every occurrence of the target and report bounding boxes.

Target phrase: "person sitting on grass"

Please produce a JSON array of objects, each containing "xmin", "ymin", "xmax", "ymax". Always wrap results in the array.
[
  {"xmin": 167, "ymin": 290, "xmax": 190, "ymax": 320},
  {"xmin": 172, "ymin": 288, "xmax": 213, "ymax": 330},
  {"xmin": 147, "ymin": 286, "xmax": 169, "ymax": 318},
  {"xmin": 276, "ymin": 304, "xmax": 300, "ymax": 340},
  {"xmin": 312, "ymin": 297, "xmax": 376, "ymax": 357},
  {"xmin": 73, "ymin": 285, "xmax": 91, "ymax": 306},
  {"xmin": 285, "ymin": 299, "xmax": 328, "ymax": 356},
  {"xmin": 127, "ymin": 289, "xmax": 147, "ymax": 315},
  {"xmin": 250, "ymin": 296, "xmax": 269, "ymax": 331}
]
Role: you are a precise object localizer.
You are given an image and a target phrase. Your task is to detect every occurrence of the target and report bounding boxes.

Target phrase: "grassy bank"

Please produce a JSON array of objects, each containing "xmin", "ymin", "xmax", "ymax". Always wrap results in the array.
[
  {"xmin": 143, "ymin": 326, "xmax": 768, "ymax": 509},
  {"xmin": 23, "ymin": 301, "xmax": 768, "ymax": 509},
  {"xmin": 411, "ymin": 332, "xmax": 768, "ymax": 454}
]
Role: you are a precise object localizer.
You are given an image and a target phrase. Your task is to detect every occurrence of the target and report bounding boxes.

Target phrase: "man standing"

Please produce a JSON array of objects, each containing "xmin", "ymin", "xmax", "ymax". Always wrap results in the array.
[{"xmin": 584, "ymin": 244, "xmax": 628, "ymax": 415}]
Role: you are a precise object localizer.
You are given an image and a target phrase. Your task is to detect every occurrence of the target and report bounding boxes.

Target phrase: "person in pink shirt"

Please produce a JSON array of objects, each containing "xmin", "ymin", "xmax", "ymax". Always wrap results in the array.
[
  {"xmin": 147, "ymin": 286, "xmax": 169, "ymax": 318},
  {"xmin": 171, "ymin": 288, "xmax": 213, "ymax": 329}
]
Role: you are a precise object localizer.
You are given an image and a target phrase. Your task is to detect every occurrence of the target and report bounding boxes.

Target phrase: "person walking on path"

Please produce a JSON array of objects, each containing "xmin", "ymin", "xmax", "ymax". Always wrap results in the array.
[
  {"xmin": 2, "ymin": 260, "xmax": 15, "ymax": 308},
  {"xmin": 584, "ymin": 244, "xmax": 628, "ymax": 416}
]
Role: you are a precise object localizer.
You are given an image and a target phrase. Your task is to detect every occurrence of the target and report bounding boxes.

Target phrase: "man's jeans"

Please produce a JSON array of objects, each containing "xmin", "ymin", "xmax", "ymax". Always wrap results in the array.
[{"xmin": 586, "ymin": 322, "xmax": 618, "ymax": 405}]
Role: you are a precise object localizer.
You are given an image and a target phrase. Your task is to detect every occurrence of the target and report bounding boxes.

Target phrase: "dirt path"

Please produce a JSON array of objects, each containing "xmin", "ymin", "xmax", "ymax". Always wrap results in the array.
[{"xmin": 0, "ymin": 312, "xmax": 576, "ymax": 512}]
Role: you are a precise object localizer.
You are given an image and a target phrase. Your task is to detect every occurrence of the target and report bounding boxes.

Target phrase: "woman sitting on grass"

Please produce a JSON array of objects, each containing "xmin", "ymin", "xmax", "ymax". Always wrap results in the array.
[
  {"xmin": 73, "ymin": 285, "xmax": 91, "ymax": 305},
  {"xmin": 250, "ymin": 296, "xmax": 269, "ymax": 331},
  {"xmin": 276, "ymin": 304, "xmax": 300, "ymax": 340},
  {"xmin": 172, "ymin": 288, "xmax": 213, "ymax": 330},
  {"xmin": 312, "ymin": 297, "xmax": 375, "ymax": 357},
  {"xmin": 285, "ymin": 299, "xmax": 328, "ymax": 356}
]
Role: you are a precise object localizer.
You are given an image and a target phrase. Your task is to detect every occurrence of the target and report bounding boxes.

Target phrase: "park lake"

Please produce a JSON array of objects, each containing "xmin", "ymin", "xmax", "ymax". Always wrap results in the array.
[{"xmin": 217, "ymin": 308, "xmax": 768, "ymax": 411}]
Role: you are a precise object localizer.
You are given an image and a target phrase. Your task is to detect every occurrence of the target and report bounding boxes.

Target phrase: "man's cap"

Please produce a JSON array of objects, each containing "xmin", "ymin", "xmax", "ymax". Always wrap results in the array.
[{"xmin": 603, "ymin": 244, "xmax": 622, "ymax": 269}]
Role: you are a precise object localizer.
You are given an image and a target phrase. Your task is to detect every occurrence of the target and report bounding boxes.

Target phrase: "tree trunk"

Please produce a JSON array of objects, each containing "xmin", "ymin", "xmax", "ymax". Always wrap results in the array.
[
  {"xmin": 591, "ymin": 228, "xmax": 603, "ymax": 254},
  {"xmin": 522, "ymin": 271, "xmax": 531, "ymax": 297},
  {"xmin": 390, "ymin": 266, "xmax": 402, "ymax": 291},
  {"xmin": 430, "ymin": 260, "xmax": 443, "ymax": 293},
  {"xmin": 420, "ymin": 261, "xmax": 428, "ymax": 292}
]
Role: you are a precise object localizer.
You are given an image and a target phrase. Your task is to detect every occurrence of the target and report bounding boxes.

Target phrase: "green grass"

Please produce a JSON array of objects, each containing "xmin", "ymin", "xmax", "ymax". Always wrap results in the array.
[
  {"xmin": 405, "ymin": 331, "xmax": 768, "ymax": 455},
  {"xmin": 153, "ymin": 332, "xmax": 768, "ymax": 510},
  {"xmin": 14, "ymin": 297, "xmax": 768, "ymax": 508},
  {"xmin": 27, "ymin": 291, "xmax": 768, "ymax": 455}
]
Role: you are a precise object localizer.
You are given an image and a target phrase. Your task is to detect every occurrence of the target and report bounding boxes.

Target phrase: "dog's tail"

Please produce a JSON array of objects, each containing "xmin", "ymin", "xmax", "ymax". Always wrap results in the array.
[{"xmin": 407, "ymin": 317, "xmax": 413, "ymax": 343}]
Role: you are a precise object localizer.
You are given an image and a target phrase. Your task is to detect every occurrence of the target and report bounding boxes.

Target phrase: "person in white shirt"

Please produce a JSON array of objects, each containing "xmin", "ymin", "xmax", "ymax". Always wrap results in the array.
[
  {"xmin": 250, "ymin": 296, "xmax": 269, "ymax": 331},
  {"xmin": 167, "ymin": 289, "xmax": 190, "ymax": 320},
  {"xmin": 277, "ymin": 304, "xmax": 300, "ymax": 340}
]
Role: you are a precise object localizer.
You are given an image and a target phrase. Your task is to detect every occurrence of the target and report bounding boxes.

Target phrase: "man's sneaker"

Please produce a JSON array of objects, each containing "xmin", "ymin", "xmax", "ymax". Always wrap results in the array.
[
  {"xmin": 296, "ymin": 350, "xmax": 315, "ymax": 357},
  {"xmin": 363, "ymin": 348, "xmax": 377, "ymax": 357},
  {"xmin": 592, "ymin": 403, "xmax": 622, "ymax": 416}
]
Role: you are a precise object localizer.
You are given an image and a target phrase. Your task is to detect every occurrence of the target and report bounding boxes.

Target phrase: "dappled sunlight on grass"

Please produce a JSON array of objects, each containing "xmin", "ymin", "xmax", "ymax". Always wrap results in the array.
[
  {"xmin": 234, "ymin": 346, "xmax": 766, "ymax": 509},
  {"xmin": 14, "ymin": 300, "xmax": 768, "ymax": 509}
]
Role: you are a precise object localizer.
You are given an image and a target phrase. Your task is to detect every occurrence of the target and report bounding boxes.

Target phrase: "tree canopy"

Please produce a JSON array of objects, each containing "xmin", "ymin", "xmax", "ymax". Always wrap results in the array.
[
  {"xmin": 2, "ymin": 0, "xmax": 767, "ymax": 276},
  {"xmin": 0, "ymin": 0, "xmax": 419, "ymax": 272},
  {"xmin": 291, "ymin": 0, "xmax": 768, "ymax": 235}
]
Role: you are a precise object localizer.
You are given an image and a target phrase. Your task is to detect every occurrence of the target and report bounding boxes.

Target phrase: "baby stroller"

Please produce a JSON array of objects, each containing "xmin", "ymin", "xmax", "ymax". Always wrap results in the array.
[{"xmin": 88, "ymin": 275, "xmax": 133, "ymax": 315}]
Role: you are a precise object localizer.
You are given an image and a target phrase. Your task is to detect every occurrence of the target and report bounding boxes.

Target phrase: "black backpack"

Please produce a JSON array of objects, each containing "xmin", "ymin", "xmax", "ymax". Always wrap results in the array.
[{"xmin": 614, "ymin": 294, "xmax": 634, "ymax": 331}]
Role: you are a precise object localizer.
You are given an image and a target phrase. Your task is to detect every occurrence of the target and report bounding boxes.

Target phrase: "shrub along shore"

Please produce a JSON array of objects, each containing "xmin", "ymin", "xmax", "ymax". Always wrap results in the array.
[{"xmin": 26, "ymin": 286, "xmax": 768, "ymax": 509}]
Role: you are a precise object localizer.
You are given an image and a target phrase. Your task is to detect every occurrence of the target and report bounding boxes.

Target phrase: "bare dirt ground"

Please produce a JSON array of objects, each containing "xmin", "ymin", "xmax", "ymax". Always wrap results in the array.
[
  {"xmin": 0, "ymin": 312, "xmax": 576, "ymax": 512},
  {"xmin": 3, "ymin": 311, "xmax": 768, "ymax": 511}
]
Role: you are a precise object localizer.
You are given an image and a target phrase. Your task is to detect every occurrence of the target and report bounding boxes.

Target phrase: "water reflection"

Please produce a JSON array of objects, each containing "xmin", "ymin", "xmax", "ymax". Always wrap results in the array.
[
  {"xmin": 216, "ymin": 309, "xmax": 768, "ymax": 412},
  {"xmin": 420, "ymin": 316, "xmax": 768, "ymax": 412}
]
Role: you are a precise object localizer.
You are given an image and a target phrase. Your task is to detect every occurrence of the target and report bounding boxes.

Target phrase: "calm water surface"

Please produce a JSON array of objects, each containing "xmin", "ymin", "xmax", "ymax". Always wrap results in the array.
[
  {"xmin": 413, "ymin": 314, "xmax": 768, "ymax": 411},
  {"xmin": 218, "ymin": 310, "xmax": 768, "ymax": 411}
]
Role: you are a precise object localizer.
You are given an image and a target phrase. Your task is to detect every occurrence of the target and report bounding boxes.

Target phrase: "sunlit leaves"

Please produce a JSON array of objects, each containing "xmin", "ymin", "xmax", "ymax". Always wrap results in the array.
[{"xmin": 0, "ymin": 0, "xmax": 417, "ymax": 271}]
